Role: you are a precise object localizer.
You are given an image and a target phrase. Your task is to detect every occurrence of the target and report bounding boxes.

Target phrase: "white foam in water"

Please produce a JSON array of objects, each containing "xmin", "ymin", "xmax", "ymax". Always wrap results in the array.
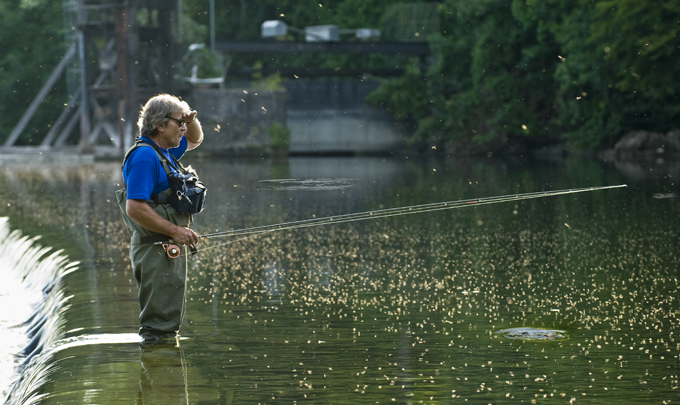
[
  {"xmin": 0, "ymin": 217, "xmax": 78, "ymax": 403},
  {"xmin": 0, "ymin": 219, "xmax": 40, "ymax": 399}
]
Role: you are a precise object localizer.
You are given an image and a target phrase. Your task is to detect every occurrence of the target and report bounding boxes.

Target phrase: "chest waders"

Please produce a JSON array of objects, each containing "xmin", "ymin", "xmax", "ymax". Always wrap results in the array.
[{"xmin": 115, "ymin": 142, "xmax": 196, "ymax": 343}]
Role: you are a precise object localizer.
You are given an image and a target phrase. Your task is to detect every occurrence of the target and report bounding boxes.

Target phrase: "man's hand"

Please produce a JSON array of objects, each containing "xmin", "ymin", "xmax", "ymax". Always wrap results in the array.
[
  {"xmin": 182, "ymin": 110, "xmax": 198, "ymax": 124},
  {"xmin": 169, "ymin": 227, "xmax": 199, "ymax": 246}
]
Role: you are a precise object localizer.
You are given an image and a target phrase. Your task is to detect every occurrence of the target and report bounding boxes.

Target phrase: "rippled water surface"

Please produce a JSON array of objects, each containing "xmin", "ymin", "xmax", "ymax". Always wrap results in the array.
[{"xmin": 1, "ymin": 156, "xmax": 678, "ymax": 404}]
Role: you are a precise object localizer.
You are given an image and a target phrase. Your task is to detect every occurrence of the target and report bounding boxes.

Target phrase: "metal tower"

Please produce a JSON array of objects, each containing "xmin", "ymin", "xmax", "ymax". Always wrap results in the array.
[{"xmin": 4, "ymin": 0, "xmax": 179, "ymax": 155}]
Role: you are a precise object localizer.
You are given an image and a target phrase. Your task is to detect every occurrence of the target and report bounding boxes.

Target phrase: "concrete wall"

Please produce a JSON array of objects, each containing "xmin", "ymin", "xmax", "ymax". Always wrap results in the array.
[
  {"xmin": 186, "ymin": 88, "xmax": 287, "ymax": 154},
  {"xmin": 285, "ymin": 79, "xmax": 406, "ymax": 154},
  {"xmin": 186, "ymin": 79, "xmax": 407, "ymax": 155}
]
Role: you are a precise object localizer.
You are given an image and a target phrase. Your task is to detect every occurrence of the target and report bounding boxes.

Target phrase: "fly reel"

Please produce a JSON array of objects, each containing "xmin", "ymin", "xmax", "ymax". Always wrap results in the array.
[{"xmin": 162, "ymin": 243, "xmax": 181, "ymax": 259}]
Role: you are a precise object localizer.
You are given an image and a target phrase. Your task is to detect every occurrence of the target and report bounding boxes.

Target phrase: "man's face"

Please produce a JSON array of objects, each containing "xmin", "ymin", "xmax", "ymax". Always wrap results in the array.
[{"xmin": 155, "ymin": 112, "xmax": 187, "ymax": 149}]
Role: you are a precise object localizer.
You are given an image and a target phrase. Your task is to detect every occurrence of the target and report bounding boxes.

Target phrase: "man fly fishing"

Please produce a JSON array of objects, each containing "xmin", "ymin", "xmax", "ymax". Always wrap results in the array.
[{"xmin": 115, "ymin": 94, "xmax": 207, "ymax": 345}]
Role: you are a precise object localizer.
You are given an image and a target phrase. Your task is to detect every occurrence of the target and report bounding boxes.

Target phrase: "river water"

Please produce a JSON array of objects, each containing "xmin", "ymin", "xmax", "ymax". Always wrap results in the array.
[{"xmin": 0, "ymin": 155, "xmax": 678, "ymax": 404}]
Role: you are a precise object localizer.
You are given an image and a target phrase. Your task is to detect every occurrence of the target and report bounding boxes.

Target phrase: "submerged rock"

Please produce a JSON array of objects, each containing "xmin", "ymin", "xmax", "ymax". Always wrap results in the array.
[{"xmin": 495, "ymin": 327, "xmax": 568, "ymax": 341}]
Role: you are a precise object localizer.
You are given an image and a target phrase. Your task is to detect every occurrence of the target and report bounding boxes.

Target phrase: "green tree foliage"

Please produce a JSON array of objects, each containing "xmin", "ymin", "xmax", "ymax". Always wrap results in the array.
[
  {"xmin": 370, "ymin": 0, "xmax": 680, "ymax": 150},
  {"xmin": 369, "ymin": 0, "xmax": 561, "ymax": 149},
  {"xmin": 511, "ymin": 0, "xmax": 680, "ymax": 147},
  {"xmin": 366, "ymin": 59, "xmax": 430, "ymax": 138},
  {"xmin": 0, "ymin": 0, "xmax": 67, "ymax": 145},
  {"xmin": 548, "ymin": 0, "xmax": 680, "ymax": 147}
]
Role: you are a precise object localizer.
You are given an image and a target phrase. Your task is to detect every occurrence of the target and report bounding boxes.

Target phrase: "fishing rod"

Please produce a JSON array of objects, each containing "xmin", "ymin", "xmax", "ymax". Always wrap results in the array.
[
  {"xmin": 201, "ymin": 184, "xmax": 627, "ymax": 239},
  {"xmin": 156, "ymin": 184, "xmax": 627, "ymax": 258}
]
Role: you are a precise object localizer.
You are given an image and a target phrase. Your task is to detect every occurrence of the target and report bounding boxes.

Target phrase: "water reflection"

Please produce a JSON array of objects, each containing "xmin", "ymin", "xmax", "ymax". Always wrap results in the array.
[
  {"xmin": 258, "ymin": 178, "xmax": 359, "ymax": 191},
  {"xmin": 1, "ymin": 156, "xmax": 679, "ymax": 403},
  {"xmin": 607, "ymin": 155, "xmax": 680, "ymax": 184},
  {"xmin": 306, "ymin": 255, "xmax": 335, "ymax": 293},
  {"xmin": 138, "ymin": 343, "xmax": 189, "ymax": 405},
  {"xmin": 263, "ymin": 261, "xmax": 284, "ymax": 305}
]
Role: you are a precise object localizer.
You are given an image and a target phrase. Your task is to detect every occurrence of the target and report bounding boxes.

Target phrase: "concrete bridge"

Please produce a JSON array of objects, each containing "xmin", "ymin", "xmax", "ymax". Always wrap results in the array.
[
  {"xmin": 186, "ymin": 78, "xmax": 406, "ymax": 156},
  {"xmin": 285, "ymin": 79, "xmax": 406, "ymax": 155}
]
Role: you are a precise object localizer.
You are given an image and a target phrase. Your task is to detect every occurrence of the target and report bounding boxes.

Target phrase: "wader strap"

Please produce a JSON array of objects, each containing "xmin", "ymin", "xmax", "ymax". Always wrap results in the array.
[
  {"xmin": 122, "ymin": 138, "xmax": 184, "ymax": 184},
  {"xmin": 122, "ymin": 139, "xmax": 176, "ymax": 205},
  {"xmin": 128, "ymin": 138, "xmax": 185, "ymax": 177},
  {"xmin": 149, "ymin": 193, "xmax": 170, "ymax": 204}
]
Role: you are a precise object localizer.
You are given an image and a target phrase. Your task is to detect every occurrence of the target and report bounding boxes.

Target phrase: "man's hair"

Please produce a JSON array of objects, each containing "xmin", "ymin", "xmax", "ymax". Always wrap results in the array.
[{"xmin": 137, "ymin": 94, "xmax": 190, "ymax": 137}]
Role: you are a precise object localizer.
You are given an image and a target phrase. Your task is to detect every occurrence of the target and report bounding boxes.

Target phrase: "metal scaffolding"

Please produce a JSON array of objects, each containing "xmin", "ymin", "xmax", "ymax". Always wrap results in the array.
[{"xmin": 3, "ymin": 0, "xmax": 178, "ymax": 156}]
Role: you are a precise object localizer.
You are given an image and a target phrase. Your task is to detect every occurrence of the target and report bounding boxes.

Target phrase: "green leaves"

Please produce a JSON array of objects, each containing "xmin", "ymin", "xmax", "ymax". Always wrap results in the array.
[
  {"xmin": 366, "ymin": 59, "xmax": 429, "ymax": 126},
  {"xmin": 543, "ymin": 0, "xmax": 680, "ymax": 147},
  {"xmin": 593, "ymin": 0, "xmax": 680, "ymax": 97},
  {"xmin": 0, "ymin": 0, "xmax": 67, "ymax": 145},
  {"xmin": 371, "ymin": 0, "xmax": 680, "ymax": 151}
]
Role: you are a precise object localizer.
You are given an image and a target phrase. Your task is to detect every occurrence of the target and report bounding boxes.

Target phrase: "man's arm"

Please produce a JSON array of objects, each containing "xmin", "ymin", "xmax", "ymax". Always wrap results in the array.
[
  {"xmin": 182, "ymin": 110, "xmax": 203, "ymax": 150},
  {"xmin": 126, "ymin": 199, "xmax": 199, "ymax": 245}
]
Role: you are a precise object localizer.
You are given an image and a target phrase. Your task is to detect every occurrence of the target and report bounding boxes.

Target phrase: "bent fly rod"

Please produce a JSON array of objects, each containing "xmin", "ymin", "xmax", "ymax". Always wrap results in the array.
[{"xmin": 157, "ymin": 184, "xmax": 627, "ymax": 258}]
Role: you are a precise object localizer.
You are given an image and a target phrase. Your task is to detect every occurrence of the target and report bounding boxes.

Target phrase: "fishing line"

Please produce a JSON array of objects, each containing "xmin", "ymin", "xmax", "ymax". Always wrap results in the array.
[
  {"xmin": 199, "ymin": 184, "xmax": 627, "ymax": 241},
  {"xmin": 191, "ymin": 229, "xmax": 278, "ymax": 256},
  {"xmin": 179, "ymin": 184, "xmax": 627, "ymax": 257},
  {"xmin": 175, "ymin": 184, "xmax": 628, "ymax": 256}
]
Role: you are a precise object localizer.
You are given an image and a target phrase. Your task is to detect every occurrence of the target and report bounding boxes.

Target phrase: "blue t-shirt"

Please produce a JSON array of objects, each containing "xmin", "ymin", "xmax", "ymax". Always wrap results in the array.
[{"xmin": 123, "ymin": 136, "xmax": 188, "ymax": 200}]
